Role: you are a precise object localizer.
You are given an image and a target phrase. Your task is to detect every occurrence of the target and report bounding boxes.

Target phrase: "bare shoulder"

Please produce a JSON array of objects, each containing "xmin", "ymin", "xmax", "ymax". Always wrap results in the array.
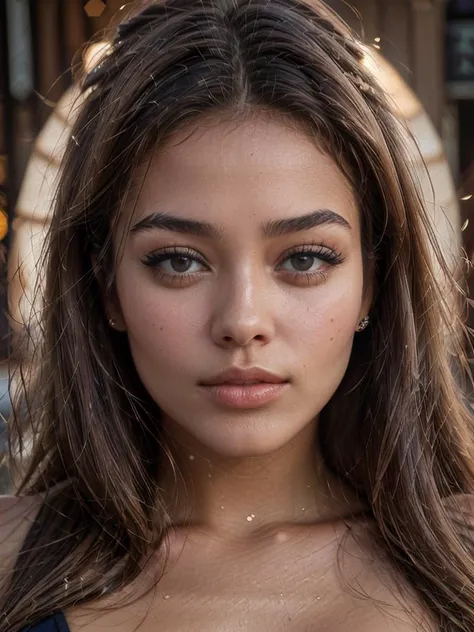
[{"xmin": 0, "ymin": 495, "xmax": 42, "ymax": 571}]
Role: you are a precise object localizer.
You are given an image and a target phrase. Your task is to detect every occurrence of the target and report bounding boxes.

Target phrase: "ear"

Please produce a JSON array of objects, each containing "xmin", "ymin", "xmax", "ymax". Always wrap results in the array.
[{"xmin": 91, "ymin": 254, "xmax": 127, "ymax": 332}]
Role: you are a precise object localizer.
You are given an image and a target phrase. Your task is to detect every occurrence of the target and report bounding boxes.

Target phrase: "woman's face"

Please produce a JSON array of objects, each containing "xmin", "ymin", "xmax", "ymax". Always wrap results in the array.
[{"xmin": 111, "ymin": 115, "xmax": 370, "ymax": 457}]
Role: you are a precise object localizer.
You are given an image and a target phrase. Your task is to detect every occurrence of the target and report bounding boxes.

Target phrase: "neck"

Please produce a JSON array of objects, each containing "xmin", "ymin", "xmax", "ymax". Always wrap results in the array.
[{"xmin": 159, "ymin": 419, "xmax": 364, "ymax": 540}]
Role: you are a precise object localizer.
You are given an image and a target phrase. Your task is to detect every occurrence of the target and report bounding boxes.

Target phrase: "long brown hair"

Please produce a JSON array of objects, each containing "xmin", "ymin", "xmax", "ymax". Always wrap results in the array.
[{"xmin": 2, "ymin": 0, "xmax": 474, "ymax": 629}]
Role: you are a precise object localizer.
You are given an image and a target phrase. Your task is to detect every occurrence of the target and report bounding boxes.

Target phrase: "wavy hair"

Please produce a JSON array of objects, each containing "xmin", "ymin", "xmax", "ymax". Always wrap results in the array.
[{"xmin": 2, "ymin": 0, "xmax": 474, "ymax": 629}]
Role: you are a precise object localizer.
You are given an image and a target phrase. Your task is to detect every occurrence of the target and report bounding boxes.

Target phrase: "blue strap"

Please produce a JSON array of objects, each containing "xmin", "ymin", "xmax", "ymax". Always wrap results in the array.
[{"xmin": 21, "ymin": 612, "xmax": 70, "ymax": 632}]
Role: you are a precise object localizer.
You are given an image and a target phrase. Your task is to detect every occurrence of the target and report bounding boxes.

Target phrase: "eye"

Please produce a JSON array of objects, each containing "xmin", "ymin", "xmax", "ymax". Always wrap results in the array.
[
  {"xmin": 278, "ymin": 245, "xmax": 343, "ymax": 276},
  {"xmin": 142, "ymin": 247, "xmax": 208, "ymax": 276},
  {"xmin": 280, "ymin": 253, "xmax": 324, "ymax": 273},
  {"xmin": 158, "ymin": 255, "xmax": 204, "ymax": 275}
]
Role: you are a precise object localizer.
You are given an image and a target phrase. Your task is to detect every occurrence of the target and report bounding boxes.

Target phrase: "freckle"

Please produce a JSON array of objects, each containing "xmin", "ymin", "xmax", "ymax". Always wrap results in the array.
[
  {"xmin": 330, "ymin": 318, "xmax": 334, "ymax": 323},
  {"xmin": 330, "ymin": 337, "xmax": 334, "ymax": 342}
]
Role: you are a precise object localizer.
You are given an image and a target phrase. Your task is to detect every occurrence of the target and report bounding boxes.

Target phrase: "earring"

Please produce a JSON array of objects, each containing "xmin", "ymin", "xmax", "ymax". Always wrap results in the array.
[
  {"xmin": 108, "ymin": 318, "xmax": 116, "ymax": 328},
  {"xmin": 356, "ymin": 316, "xmax": 370, "ymax": 332}
]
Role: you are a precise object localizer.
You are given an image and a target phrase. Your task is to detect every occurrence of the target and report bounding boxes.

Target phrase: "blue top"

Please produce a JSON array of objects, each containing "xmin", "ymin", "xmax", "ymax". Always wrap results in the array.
[{"xmin": 21, "ymin": 613, "xmax": 69, "ymax": 632}]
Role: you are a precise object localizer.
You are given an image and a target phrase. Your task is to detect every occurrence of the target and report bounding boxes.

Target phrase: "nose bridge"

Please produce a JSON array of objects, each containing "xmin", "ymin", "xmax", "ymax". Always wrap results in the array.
[{"xmin": 211, "ymin": 263, "xmax": 274, "ymax": 347}]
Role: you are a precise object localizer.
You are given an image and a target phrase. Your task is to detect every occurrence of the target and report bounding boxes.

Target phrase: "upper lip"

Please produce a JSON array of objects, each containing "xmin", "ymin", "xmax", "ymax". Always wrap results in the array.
[{"xmin": 200, "ymin": 367, "xmax": 287, "ymax": 386}]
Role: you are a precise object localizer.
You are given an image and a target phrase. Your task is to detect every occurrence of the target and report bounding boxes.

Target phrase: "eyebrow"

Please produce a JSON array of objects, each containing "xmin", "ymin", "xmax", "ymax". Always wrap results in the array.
[
  {"xmin": 262, "ymin": 209, "xmax": 351, "ymax": 238},
  {"xmin": 130, "ymin": 212, "xmax": 220, "ymax": 238},
  {"xmin": 130, "ymin": 209, "xmax": 351, "ymax": 238}
]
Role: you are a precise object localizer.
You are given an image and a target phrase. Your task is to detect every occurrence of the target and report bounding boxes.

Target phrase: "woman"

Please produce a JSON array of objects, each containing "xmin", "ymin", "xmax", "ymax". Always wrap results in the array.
[{"xmin": 1, "ymin": 0, "xmax": 474, "ymax": 630}]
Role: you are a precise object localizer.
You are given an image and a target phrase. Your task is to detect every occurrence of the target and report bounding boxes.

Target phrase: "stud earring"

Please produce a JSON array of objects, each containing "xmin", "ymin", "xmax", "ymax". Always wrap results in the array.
[
  {"xmin": 356, "ymin": 316, "xmax": 370, "ymax": 332},
  {"xmin": 108, "ymin": 318, "xmax": 116, "ymax": 328}
]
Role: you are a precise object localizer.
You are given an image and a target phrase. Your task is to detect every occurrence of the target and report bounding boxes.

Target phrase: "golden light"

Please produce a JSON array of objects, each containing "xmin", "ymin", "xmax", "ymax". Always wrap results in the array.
[
  {"xmin": 84, "ymin": 41, "xmax": 111, "ymax": 74},
  {"xmin": 84, "ymin": 0, "xmax": 106, "ymax": 18},
  {"xmin": 0, "ymin": 211, "xmax": 8, "ymax": 242}
]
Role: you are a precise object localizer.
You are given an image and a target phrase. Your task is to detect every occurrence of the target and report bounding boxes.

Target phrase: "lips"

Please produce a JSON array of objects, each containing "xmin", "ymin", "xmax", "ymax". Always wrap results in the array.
[
  {"xmin": 200, "ymin": 367, "xmax": 287, "ymax": 387},
  {"xmin": 199, "ymin": 367, "xmax": 289, "ymax": 409}
]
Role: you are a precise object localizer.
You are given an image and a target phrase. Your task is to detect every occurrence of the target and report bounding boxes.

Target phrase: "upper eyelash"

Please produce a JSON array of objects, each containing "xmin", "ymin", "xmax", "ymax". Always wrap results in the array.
[
  {"xmin": 142, "ymin": 244, "xmax": 344, "ymax": 272},
  {"xmin": 142, "ymin": 246, "xmax": 207, "ymax": 268},
  {"xmin": 278, "ymin": 244, "xmax": 344, "ymax": 267}
]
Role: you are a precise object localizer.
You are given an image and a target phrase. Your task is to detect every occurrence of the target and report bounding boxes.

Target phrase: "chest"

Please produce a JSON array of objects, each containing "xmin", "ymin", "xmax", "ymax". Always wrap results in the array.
[{"xmin": 66, "ymin": 528, "xmax": 429, "ymax": 632}]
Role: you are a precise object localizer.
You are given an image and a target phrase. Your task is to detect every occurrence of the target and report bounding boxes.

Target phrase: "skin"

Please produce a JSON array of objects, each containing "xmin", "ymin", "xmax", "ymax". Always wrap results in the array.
[
  {"xmin": 110, "ymin": 114, "xmax": 371, "ymax": 531},
  {"xmin": 0, "ymin": 114, "xmax": 435, "ymax": 631}
]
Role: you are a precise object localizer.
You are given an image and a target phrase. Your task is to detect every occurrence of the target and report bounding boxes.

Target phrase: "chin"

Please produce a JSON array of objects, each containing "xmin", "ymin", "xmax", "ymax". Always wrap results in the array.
[
  {"xmin": 167, "ymin": 411, "xmax": 314, "ymax": 459},
  {"xmin": 202, "ymin": 437, "xmax": 288, "ymax": 458}
]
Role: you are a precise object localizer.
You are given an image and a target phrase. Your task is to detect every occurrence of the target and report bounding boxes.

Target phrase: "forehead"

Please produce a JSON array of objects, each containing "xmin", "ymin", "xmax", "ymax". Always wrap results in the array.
[{"xmin": 129, "ymin": 114, "xmax": 359, "ymax": 231}]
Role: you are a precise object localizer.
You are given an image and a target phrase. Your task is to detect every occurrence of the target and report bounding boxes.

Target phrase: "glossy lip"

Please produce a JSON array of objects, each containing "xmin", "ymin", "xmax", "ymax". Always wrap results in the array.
[
  {"xmin": 200, "ymin": 366, "xmax": 287, "ymax": 386},
  {"xmin": 199, "ymin": 367, "xmax": 289, "ymax": 409}
]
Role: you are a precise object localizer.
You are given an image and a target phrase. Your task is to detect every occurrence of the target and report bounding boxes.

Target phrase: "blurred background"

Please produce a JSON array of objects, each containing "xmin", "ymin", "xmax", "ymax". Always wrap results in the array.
[{"xmin": 1, "ymin": 0, "xmax": 474, "ymax": 492}]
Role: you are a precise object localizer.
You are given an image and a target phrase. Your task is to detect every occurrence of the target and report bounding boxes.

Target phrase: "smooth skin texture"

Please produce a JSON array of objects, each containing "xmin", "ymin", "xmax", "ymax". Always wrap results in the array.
[
  {"xmin": 0, "ymin": 115, "xmax": 436, "ymax": 631},
  {"xmin": 110, "ymin": 115, "xmax": 370, "ymax": 531}
]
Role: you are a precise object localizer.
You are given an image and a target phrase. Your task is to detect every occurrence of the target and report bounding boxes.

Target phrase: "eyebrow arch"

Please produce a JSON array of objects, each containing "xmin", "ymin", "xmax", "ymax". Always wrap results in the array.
[
  {"xmin": 262, "ymin": 209, "xmax": 351, "ymax": 238},
  {"xmin": 130, "ymin": 212, "xmax": 220, "ymax": 238},
  {"xmin": 130, "ymin": 208, "xmax": 351, "ymax": 239}
]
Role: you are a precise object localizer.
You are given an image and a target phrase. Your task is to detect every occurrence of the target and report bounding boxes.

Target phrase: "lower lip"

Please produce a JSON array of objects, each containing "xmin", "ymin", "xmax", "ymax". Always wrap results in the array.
[{"xmin": 200, "ymin": 382, "xmax": 288, "ymax": 409}]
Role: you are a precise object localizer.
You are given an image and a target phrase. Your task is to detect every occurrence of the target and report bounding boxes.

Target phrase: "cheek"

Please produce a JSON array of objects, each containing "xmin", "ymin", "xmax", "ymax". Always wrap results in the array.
[
  {"xmin": 282, "ymin": 272, "xmax": 363, "ymax": 367},
  {"xmin": 114, "ymin": 270, "xmax": 207, "ymax": 364}
]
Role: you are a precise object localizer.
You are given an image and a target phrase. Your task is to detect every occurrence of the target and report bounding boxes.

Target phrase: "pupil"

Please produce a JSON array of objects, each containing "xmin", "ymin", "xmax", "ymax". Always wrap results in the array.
[
  {"xmin": 171, "ymin": 256, "xmax": 191, "ymax": 273},
  {"xmin": 291, "ymin": 254, "xmax": 314, "ymax": 272}
]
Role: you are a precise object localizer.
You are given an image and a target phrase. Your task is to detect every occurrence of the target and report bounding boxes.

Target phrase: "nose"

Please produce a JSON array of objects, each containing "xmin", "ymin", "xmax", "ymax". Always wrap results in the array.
[{"xmin": 210, "ymin": 270, "xmax": 276, "ymax": 349}]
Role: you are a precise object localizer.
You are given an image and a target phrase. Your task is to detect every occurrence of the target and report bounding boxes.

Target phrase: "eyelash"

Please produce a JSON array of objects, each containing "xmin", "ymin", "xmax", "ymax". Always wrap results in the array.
[
  {"xmin": 278, "ymin": 244, "xmax": 344, "ymax": 276},
  {"xmin": 143, "ymin": 246, "xmax": 208, "ymax": 273},
  {"xmin": 141, "ymin": 244, "xmax": 344, "ymax": 284}
]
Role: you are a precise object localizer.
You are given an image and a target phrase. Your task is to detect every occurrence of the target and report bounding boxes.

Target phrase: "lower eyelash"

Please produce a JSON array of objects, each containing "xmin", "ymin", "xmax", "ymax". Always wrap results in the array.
[{"xmin": 289, "ymin": 269, "xmax": 329, "ymax": 285}]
